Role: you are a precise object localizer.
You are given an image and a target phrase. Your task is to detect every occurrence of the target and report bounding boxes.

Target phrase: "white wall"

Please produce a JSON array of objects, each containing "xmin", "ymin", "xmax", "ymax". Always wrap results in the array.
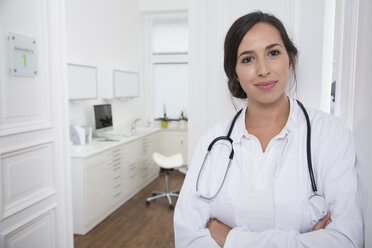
[
  {"xmin": 188, "ymin": 0, "xmax": 333, "ymax": 159},
  {"xmin": 139, "ymin": 0, "xmax": 187, "ymax": 12},
  {"xmin": 66, "ymin": 0, "xmax": 189, "ymax": 131},
  {"xmin": 66, "ymin": 0, "xmax": 147, "ymax": 130},
  {"xmin": 352, "ymin": 0, "xmax": 372, "ymax": 246}
]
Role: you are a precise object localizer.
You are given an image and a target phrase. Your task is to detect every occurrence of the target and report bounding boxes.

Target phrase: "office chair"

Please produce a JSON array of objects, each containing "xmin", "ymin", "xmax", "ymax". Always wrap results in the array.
[{"xmin": 146, "ymin": 152, "xmax": 183, "ymax": 209}]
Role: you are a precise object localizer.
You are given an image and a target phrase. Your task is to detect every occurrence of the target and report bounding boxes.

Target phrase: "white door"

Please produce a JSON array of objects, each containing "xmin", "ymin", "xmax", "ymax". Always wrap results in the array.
[{"xmin": 0, "ymin": 0, "xmax": 73, "ymax": 247}]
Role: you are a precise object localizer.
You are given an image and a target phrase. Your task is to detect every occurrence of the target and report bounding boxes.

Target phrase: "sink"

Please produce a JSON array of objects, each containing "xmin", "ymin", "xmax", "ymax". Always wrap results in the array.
[{"xmin": 107, "ymin": 127, "xmax": 160, "ymax": 137}]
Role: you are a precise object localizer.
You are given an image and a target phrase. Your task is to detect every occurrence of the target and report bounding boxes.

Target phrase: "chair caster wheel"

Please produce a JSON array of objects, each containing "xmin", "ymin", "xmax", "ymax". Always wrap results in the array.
[
  {"xmin": 152, "ymin": 193, "xmax": 157, "ymax": 196},
  {"xmin": 169, "ymin": 204, "xmax": 174, "ymax": 210},
  {"xmin": 146, "ymin": 201, "xmax": 150, "ymax": 206}
]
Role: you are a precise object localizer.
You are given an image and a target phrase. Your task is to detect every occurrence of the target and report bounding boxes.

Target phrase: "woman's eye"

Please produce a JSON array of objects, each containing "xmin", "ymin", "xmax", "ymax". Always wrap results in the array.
[
  {"xmin": 242, "ymin": 57, "xmax": 253, "ymax": 63},
  {"xmin": 269, "ymin": 50, "xmax": 280, "ymax": 56}
]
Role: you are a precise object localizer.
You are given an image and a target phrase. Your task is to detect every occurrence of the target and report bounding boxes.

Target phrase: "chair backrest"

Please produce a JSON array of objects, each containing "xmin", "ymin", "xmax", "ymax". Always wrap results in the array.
[{"xmin": 152, "ymin": 152, "xmax": 183, "ymax": 169}]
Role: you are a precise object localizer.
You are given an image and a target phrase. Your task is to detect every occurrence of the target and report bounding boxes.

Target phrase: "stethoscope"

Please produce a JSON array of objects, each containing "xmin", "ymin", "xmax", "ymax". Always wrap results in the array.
[{"xmin": 196, "ymin": 100, "xmax": 326, "ymax": 220}]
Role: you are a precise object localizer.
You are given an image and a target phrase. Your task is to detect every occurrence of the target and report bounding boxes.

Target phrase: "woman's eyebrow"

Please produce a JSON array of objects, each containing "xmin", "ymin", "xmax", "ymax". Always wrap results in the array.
[
  {"xmin": 238, "ymin": 43, "xmax": 283, "ymax": 58},
  {"xmin": 266, "ymin": 43, "xmax": 282, "ymax": 50},
  {"xmin": 238, "ymin": 50, "xmax": 254, "ymax": 58}
]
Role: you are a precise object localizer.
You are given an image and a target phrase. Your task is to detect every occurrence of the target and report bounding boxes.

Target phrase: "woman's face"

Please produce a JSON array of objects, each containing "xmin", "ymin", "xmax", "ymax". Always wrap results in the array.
[{"xmin": 235, "ymin": 22, "xmax": 291, "ymax": 106}]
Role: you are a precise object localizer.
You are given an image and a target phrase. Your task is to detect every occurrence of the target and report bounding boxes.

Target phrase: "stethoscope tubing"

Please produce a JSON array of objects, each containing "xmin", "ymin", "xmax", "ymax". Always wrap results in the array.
[
  {"xmin": 296, "ymin": 100, "xmax": 317, "ymax": 193},
  {"xmin": 196, "ymin": 100, "xmax": 318, "ymax": 200}
]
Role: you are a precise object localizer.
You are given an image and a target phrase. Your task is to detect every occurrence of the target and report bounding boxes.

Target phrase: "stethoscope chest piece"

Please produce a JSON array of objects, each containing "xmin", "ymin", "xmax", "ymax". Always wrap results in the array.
[{"xmin": 309, "ymin": 194, "xmax": 326, "ymax": 222}]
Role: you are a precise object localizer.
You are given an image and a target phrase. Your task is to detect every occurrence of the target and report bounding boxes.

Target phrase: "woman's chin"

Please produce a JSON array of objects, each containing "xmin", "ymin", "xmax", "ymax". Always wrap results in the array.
[{"xmin": 248, "ymin": 93, "xmax": 287, "ymax": 106}]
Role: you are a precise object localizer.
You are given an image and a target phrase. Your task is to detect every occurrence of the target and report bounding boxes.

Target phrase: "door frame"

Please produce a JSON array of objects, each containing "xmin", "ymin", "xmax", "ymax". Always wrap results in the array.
[{"xmin": 334, "ymin": 0, "xmax": 359, "ymax": 129}]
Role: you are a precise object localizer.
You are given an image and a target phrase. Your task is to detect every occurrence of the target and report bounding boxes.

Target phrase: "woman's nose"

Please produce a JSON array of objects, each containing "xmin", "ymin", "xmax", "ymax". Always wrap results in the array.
[{"xmin": 256, "ymin": 59, "xmax": 270, "ymax": 78}]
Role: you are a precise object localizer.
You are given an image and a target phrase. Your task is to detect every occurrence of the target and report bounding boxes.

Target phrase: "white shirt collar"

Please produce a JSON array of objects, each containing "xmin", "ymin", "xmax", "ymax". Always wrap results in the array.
[{"xmin": 230, "ymin": 96, "xmax": 302, "ymax": 143}]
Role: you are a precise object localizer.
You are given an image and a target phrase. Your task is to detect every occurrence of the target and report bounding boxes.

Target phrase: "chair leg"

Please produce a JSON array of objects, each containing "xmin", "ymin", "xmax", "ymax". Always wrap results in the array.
[
  {"xmin": 165, "ymin": 171, "xmax": 170, "ymax": 193},
  {"xmin": 147, "ymin": 193, "xmax": 168, "ymax": 202},
  {"xmin": 146, "ymin": 170, "xmax": 179, "ymax": 209},
  {"xmin": 171, "ymin": 189, "xmax": 179, "ymax": 194},
  {"xmin": 166, "ymin": 194, "xmax": 172, "ymax": 205},
  {"xmin": 152, "ymin": 191, "xmax": 164, "ymax": 196},
  {"xmin": 169, "ymin": 193, "xmax": 179, "ymax": 198}
]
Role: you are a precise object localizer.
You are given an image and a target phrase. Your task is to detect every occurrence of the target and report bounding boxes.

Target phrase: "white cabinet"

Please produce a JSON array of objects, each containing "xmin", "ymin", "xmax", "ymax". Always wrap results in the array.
[
  {"xmin": 125, "ymin": 139, "xmax": 142, "ymax": 194},
  {"xmin": 113, "ymin": 70, "xmax": 139, "ymax": 98},
  {"xmin": 85, "ymin": 152, "xmax": 111, "ymax": 223},
  {"xmin": 71, "ymin": 133, "xmax": 158, "ymax": 235},
  {"xmin": 71, "ymin": 149, "xmax": 113, "ymax": 234},
  {"xmin": 139, "ymin": 134, "xmax": 159, "ymax": 182},
  {"xmin": 100, "ymin": 68, "xmax": 140, "ymax": 99},
  {"xmin": 83, "ymin": 145, "xmax": 125, "ymax": 220},
  {"xmin": 110, "ymin": 146, "xmax": 125, "ymax": 205},
  {"xmin": 67, "ymin": 63, "xmax": 97, "ymax": 100}
]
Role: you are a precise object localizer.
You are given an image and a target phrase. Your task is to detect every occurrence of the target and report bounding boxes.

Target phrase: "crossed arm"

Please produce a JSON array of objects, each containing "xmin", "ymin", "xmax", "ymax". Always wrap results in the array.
[
  {"xmin": 174, "ymin": 119, "xmax": 362, "ymax": 247},
  {"xmin": 207, "ymin": 213, "xmax": 332, "ymax": 247}
]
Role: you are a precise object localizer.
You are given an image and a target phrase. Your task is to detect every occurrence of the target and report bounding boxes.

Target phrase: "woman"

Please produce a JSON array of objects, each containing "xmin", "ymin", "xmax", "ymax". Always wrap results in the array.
[{"xmin": 174, "ymin": 11, "xmax": 363, "ymax": 247}]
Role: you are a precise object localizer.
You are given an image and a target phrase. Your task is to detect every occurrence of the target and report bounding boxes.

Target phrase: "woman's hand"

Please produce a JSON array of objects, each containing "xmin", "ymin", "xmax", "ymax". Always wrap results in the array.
[
  {"xmin": 206, "ymin": 212, "xmax": 331, "ymax": 247},
  {"xmin": 207, "ymin": 218, "xmax": 232, "ymax": 247},
  {"xmin": 312, "ymin": 212, "xmax": 332, "ymax": 231}
]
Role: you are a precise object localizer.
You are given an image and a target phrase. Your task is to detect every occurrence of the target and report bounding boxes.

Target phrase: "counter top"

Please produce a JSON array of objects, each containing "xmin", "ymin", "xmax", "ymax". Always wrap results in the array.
[
  {"xmin": 70, "ymin": 128, "xmax": 161, "ymax": 159},
  {"xmin": 160, "ymin": 127, "xmax": 188, "ymax": 133}
]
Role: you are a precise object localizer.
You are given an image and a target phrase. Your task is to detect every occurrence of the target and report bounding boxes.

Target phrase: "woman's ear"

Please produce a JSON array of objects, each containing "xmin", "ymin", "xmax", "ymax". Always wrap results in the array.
[
  {"xmin": 289, "ymin": 61, "xmax": 293, "ymax": 70},
  {"xmin": 289, "ymin": 55, "xmax": 296, "ymax": 70}
]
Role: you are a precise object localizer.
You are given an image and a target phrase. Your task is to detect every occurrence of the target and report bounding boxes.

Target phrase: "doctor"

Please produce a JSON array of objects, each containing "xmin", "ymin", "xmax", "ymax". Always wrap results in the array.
[{"xmin": 174, "ymin": 11, "xmax": 363, "ymax": 247}]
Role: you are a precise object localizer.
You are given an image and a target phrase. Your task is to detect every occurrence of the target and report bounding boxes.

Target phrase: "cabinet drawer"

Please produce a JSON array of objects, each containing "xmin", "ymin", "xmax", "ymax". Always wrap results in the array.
[
  {"xmin": 111, "ymin": 176, "xmax": 125, "ymax": 203},
  {"xmin": 112, "ymin": 173, "xmax": 122, "ymax": 182},
  {"xmin": 125, "ymin": 173, "xmax": 139, "ymax": 192},
  {"xmin": 111, "ymin": 160, "xmax": 123, "ymax": 173},
  {"xmin": 86, "ymin": 151, "xmax": 112, "ymax": 169},
  {"xmin": 111, "ymin": 155, "xmax": 122, "ymax": 165},
  {"xmin": 85, "ymin": 163, "xmax": 110, "ymax": 223},
  {"xmin": 112, "ymin": 190, "xmax": 122, "ymax": 200},
  {"xmin": 127, "ymin": 162, "xmax": 137, "ymax": 175},
  {"xmin": 111, "ymin": 148, "xmax": 122, "ymax": 160},
  {"xmin": 112, "ymin": 181, "xmax": 123, "ymax": 194},
  {"xmin": 111, "ymin": 147, "xmax": 121, "ymax": 154},
  {"xmin": 125, "ymin": 140, "xmax": 141, "ymax": 163}
]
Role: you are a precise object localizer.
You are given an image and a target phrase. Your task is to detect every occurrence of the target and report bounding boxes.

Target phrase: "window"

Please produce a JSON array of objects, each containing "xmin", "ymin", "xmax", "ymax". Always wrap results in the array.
[
  {"xmin": 151, "ymin": 17, "xmax": 188, "ymax": 119},
  {"xmin": 153, "ymin": 63, "xmax": 188, "ymax": 118},
  {"xmin": 152, "ymin": 19, "xmax": 188, "ymax": 54}
]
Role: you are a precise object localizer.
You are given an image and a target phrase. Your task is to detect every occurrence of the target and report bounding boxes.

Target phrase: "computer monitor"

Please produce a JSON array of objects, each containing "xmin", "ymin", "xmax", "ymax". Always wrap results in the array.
[{"xmin": 93, "ymin": 104, "xmax": 113, "ymax": 136}]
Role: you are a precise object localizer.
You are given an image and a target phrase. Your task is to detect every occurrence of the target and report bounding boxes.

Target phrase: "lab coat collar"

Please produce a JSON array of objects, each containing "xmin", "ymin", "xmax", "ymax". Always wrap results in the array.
[{"xmin": 230, "ymin": 96, "xmax": 301, "ymax": 144}]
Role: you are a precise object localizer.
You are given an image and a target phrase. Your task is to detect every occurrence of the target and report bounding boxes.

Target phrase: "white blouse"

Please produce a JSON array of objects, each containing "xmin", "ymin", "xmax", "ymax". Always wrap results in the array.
[{"xmin": 174, "ymin": 97, "xmax": 363, "ymax": 247}]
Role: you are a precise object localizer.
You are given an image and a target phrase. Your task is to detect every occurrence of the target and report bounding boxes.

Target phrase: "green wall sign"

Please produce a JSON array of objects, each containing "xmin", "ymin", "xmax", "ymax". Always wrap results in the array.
[{"xmin": 8, "ymin": 32, "xmax": 38, "ymax": 77}]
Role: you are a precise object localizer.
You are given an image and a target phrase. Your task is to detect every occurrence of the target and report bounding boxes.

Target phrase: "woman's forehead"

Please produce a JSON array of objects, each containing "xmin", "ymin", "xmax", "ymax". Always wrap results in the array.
[{"xmin": 238, "ymin": 23, "xmax": 284, "ymax": 51}]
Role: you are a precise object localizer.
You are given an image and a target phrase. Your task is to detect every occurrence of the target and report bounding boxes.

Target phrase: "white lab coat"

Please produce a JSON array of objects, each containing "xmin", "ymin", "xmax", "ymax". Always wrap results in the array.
[{"xmin": 174, "ymin": 97, "xmax": 363, "ymax": 247}]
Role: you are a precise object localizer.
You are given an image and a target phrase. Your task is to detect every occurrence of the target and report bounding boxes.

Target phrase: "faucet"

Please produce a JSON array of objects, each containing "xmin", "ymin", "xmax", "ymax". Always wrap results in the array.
[{"xmin": 131, "ymin": 118, "xmax": 141, "ymax": 136}]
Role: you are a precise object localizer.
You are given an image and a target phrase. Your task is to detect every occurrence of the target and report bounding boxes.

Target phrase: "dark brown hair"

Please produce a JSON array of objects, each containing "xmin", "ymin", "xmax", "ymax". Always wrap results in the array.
[{"xmin": 224, "ymin": 11, "xmax": 298, "ymax": 99}]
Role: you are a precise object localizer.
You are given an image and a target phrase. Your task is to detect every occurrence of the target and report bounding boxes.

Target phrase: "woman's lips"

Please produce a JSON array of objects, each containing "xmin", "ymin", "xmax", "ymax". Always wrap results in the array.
[{"xmin": 254, "ymin": 81, "xmax": 277, "ymax": 90}]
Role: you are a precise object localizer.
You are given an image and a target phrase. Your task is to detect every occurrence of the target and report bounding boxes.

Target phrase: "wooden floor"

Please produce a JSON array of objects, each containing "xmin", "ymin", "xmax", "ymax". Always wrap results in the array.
[{"xmin": 74, "ymin": 171, "xmax": 186, "ymax": 248}]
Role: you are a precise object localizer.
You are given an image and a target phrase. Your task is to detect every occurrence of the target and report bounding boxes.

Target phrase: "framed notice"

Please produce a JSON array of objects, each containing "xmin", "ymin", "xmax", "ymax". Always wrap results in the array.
[{"xmin": 8, "ymin": 32, "xmax": 38, "ymax": 77}]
